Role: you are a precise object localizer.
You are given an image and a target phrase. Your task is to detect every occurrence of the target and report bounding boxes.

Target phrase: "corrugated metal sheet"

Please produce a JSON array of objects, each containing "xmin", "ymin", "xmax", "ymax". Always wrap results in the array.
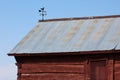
[{"xmin": 10, "ymin": 16, "xmax": 120, "ymax": 54}]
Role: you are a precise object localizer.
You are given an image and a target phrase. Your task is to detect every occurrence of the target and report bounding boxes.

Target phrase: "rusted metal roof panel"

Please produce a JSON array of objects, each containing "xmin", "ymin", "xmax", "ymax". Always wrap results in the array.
[{"xmin": 10, "ymin": 16, "xmax": 120, "ymax": 54}]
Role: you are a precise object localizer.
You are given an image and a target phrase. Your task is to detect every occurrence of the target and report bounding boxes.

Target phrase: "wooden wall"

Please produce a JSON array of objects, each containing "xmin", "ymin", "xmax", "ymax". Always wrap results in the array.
[
  {"xmin": 16, "ymin": 55, "xmax": 86, "ymax": 80},
  {"xmin": 15, "ymin": 54, "xmax": 120, "ymax": 80},
  {"xmin": 114, "ymin": 56, "xmax": 120, "ymax": 80}
]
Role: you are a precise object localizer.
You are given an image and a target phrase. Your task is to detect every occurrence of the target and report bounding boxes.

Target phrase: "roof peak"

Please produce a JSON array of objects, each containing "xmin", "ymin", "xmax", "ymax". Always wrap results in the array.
[{"xmin": 39, "ymin": 15, "xmax": 120, "ymax": 22}]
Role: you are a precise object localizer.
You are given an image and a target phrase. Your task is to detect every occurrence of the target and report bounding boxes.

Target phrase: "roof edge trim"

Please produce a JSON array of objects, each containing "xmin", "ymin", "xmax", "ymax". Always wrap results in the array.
[
  {"xmin": 39, "ymin": 15, "xmax": 120, "ymax": 22},
  {"xmin": 8, "ymin": 50, "xmax": 120, "ymax": 56}
]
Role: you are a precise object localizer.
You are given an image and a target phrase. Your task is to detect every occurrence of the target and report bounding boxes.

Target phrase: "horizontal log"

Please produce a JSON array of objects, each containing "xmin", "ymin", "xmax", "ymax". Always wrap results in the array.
[
  {"xmin": 114, "ymin": 72, "xmax": 120, "ymax": 80},
  {"xmin": 114, "ymin": 64, "xmax": 120, "ymax": 72},
  {"xmin": 21, "ymin": 73, "xmax": 84, "ymax": 80},
  {"xmin": 20, "ymin": 55, "xmax": 85, "ymax": 64},
  {"xmin": 22, "ymin": 61, "xmax": 84, "ymax": 65},
  {"xmin": 21, "ymin": 64, "xmax": 84, "ymax": 74},
  {"xmin": 115, "ymin": 60, "xmax": 120, "ymax": 64}
]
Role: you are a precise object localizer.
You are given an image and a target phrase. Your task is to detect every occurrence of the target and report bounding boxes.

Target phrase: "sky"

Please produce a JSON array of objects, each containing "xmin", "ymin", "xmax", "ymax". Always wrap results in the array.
[{"xmin": 0, "ymin": 0, "xmax": 120, "ymax": 80}]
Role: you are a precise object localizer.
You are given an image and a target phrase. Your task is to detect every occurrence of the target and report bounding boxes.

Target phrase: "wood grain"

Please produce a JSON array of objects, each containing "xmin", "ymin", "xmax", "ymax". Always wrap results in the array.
[
  {"xmin": 21, "ymin": 73, "xmax": 84, "ymax": 80},
  {"xmin": 21, "ymin": 63, "xmax": 84, "ymax": 74}
]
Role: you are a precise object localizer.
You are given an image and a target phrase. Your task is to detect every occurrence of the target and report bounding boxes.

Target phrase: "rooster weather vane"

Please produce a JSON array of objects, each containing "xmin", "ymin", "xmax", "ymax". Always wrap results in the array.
[{"xmin": 39, "ymin": 7, "xmax": 47, "ymax": 21}]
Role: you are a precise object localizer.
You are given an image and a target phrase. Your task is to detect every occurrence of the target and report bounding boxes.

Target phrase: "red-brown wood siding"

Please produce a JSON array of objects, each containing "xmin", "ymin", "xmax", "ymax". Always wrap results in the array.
[
  {"xmin": 17, "ymin": 55, "xmax": 85, "ymax": 80},
  {"xmin": 15, "ymin": 54, "xmax": 120, "ymax": 80},
  {"xmin": 21, "ymin": 73, "xmax": 84, "ymax": 80},
  {"xmin": 90, "ymin": 60, "xmax": 107, "ymax": 80},
  {"xmin": 21, "ymin": 64, "xmax": 84, "ymax": 73},
  {"xmin": 114, "ymin": 58, "xmax": 120, "ymax": 80}
]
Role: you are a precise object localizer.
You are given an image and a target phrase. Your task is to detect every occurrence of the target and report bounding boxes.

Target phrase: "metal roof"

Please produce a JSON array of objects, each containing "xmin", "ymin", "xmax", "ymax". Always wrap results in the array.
[{"xmin": 9, "ymin": 15, "xmax": 120, "ymax": 54}]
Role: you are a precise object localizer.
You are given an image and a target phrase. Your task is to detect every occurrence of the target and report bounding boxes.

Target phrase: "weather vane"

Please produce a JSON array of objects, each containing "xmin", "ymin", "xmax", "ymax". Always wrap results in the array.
[{"xmin": 39, "ymin": 7, "xmax": 47, "ymax": 21}]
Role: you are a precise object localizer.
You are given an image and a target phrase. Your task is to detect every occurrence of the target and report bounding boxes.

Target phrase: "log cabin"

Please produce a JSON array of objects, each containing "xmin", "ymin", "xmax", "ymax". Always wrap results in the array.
[{"xmin": 8, "ymin": 15, "xmax": 120, "ymax": 80}]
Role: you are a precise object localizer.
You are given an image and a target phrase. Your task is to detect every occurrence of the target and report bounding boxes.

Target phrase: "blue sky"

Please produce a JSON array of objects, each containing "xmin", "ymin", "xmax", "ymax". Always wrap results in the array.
[{"xmin": 0, "ymin": 0, "xmax": 120, "ymax": 80}]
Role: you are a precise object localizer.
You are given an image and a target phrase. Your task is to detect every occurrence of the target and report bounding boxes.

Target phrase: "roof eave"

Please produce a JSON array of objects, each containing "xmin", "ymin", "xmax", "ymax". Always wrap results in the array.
[{"xmin": 8, "ymin": 50, "xmax": 120, "ymax": 56}]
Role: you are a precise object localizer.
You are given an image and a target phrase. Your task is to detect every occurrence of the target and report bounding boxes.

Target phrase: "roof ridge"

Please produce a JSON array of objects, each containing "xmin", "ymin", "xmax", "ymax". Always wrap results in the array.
[{"xmin": 39, "ymin": 15, "xmax": 120, "ymax": 22}]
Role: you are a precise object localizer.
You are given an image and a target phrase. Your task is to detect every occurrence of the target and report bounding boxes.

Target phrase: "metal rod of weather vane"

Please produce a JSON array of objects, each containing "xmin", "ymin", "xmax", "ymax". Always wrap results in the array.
[
  {"xmin": 42, "ymin": 11, "xmax": 44, "ymax": 20},
  {"xmin": 39, "ymin": 7, "xmax": 47, "ymax": 21}
]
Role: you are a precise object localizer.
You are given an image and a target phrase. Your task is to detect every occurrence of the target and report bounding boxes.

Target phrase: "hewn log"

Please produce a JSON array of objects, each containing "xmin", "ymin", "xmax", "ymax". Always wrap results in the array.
[
  {"xmin": 21, "ymin": 63, "xmax": 84, "ymax": 74},
  {"xmin": 21, "ymin": 73, "xmax": 84, "ymax": 80}
]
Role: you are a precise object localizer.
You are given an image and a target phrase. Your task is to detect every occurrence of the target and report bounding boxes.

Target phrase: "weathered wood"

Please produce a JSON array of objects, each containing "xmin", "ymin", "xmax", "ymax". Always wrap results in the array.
[
  {"xmin": 21, "ymin": 73, "xmax": 84, "ymax": 80},
  {"xmin": 114, "ymin": 72, "xmax": 120, "ymax": 80},
  {"xmin": 21, "ymin": 64, "xmax": 84, "ymax": 74},
  {"xmin": 107, "ymin": 59, "xmax": 114, "ymax": 80},
  {"xmin": 16, "ymin": 63, "xmax": 22, "ymax": 80},
  {"xmin": 85, "ymin": 60, "xmax": 90, "ymax": 80},
  {"xmin": 91, "ymin": 60, "xmax": 107, "ymax": 80},
  {"xmin": 114, "ymin": 64, "xmax": 120, "ymax": 72},
  {"xmin": 15, "ymin": 54, "xmax": 120, "ymax": 80},
  {"xmin": 114, "ymin": 59, "xmax": 120, "ymax": 80},
  {"xmin": 115, "ymin": 60, "xmax": 120, "ymax": 64},
  {"xmin": 20, "ymin": 55, "xmax": 85, "ymax": 64}
]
